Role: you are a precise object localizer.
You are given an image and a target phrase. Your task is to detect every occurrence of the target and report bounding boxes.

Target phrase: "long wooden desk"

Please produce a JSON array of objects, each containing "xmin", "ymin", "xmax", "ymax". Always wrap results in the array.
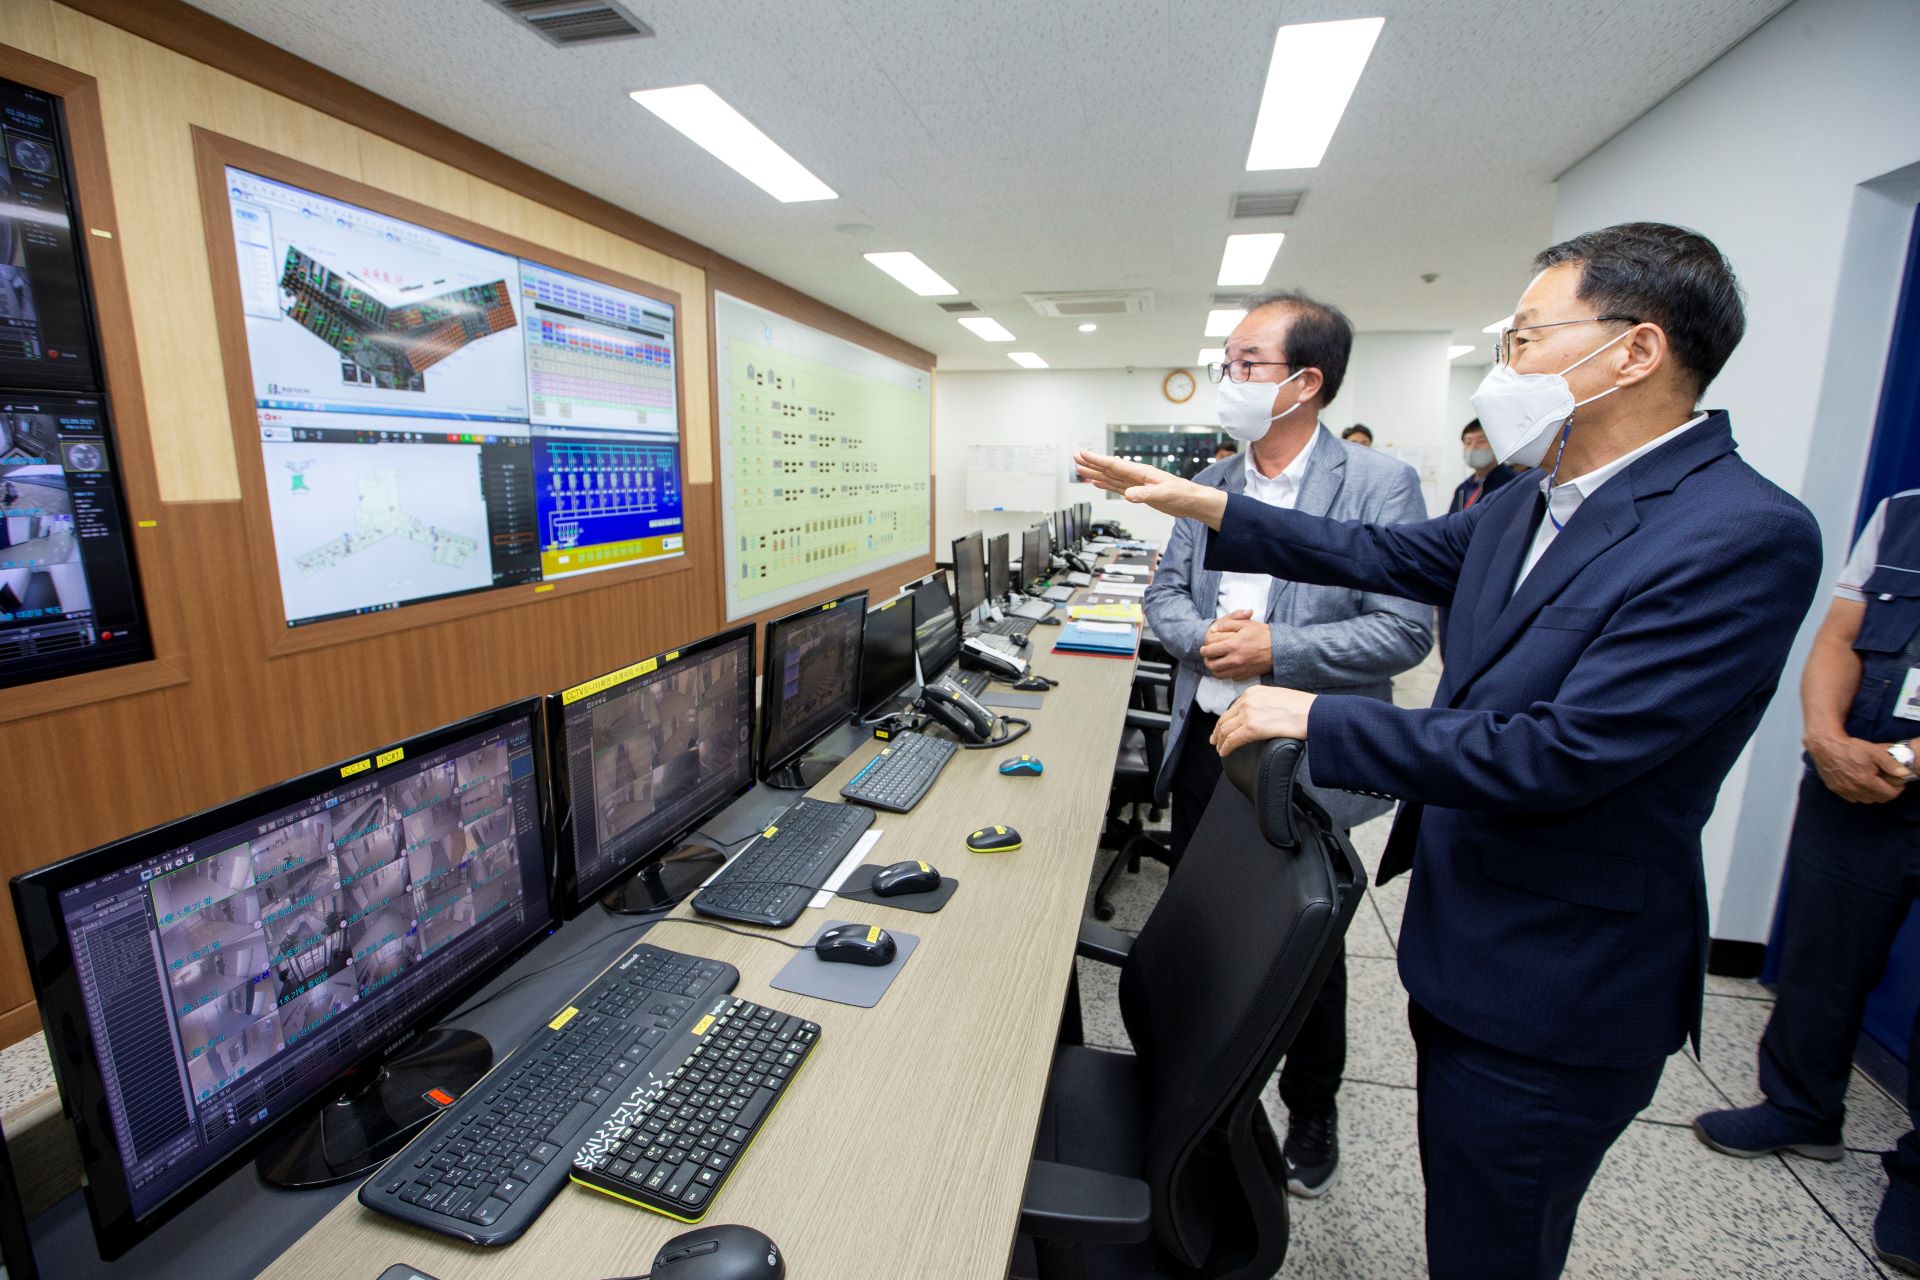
[{"xmin": 254, "ymin": 593, "xmax": 1141, "ymax": 1278}]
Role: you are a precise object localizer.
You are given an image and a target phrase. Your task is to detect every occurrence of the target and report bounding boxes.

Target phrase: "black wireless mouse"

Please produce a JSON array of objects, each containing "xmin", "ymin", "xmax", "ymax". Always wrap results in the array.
[
  {"xmin": 1012, "ymin": 676, "xmax": 1050, "ymax": 692},
  {"xmin": 1010, "ymin": 632, "xmax": 1029, "ymax": 647},
  {"xmin": 871, "ymin": 859, "xmax": 941, "ymax": 896},
  {"xmin": 640, "ymin": 1223, "xmax": 784, "ymax": 1280},
  {"xmin": 814, "ymin": 922, "xmax": 898, "ymax": 965},
  {"xmin": 1036, "ymin": 615, "xmax": 1062, "ymax": 626}
]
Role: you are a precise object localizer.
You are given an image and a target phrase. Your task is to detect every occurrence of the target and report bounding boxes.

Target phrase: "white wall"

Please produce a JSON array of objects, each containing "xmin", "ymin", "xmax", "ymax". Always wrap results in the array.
[
  {"xmin": 1320, "ymin": 332, "xmax": 1459, "ymax": 515},
  {"xmin": 1446, "ymin": 363, "xmax": 1487, "ymax": 442},
  {"xmin": 1550, "ymin": 0, "xmax": 1920, "ymax": 943}
]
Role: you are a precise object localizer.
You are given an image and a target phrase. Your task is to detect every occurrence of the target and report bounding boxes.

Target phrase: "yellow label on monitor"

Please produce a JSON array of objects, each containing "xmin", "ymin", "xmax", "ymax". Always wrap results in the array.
[
  {"xmin": 878, "ymin": 599, "xmax": 895, "ymax": 610},
  {"xmin": 540, "ymin": 532, "xmax": 686, "ymax": 580},
  {"xmin": 375, "ymin": 747, "xmax": 405, "ymax": 768},
  {"xmin": 664, "ymin": 651, "xmax": 679, "ymax": 662},
  {"xmin": 692, "ymin": 1014, "xmax": 715, "ymax": 1037},
  {"xmin": 339, "ymin": 758, "xmax": 372, "ymax": 778},
  {"xmin": 548, "ymin": 1006, "xmax": 579, "ymax": 1031},
  {"xmin": 561, "ymin": 656, "xmax": 660, "ymax": 705},
  {"xmin": 135, "ymin": 518, "xmax": 157, "ymax": 528}
]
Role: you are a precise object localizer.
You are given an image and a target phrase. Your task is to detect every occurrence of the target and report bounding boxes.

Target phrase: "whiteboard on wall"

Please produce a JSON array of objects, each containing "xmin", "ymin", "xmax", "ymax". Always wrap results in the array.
[
  {"xmin": 713, "ymin": 291, "xmax": 932, "ymax": 619},
  {"xmin": 965, "ymin": 444, "xmax": 1058, "ymax": 511}
]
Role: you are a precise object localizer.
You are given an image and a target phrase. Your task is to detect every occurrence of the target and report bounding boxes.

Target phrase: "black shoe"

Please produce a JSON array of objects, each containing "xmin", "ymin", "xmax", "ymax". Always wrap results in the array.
[{"xmin": 1283, "ymin": 1107, "xmax": 1339, "ymax": 1198}]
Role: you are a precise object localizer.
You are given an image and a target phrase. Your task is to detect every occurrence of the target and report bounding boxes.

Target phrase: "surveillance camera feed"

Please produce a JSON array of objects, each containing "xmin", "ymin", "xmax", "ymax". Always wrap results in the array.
[{"xmin": 41, "ymin": 707, "xmax": 549, "ymax": 1223}]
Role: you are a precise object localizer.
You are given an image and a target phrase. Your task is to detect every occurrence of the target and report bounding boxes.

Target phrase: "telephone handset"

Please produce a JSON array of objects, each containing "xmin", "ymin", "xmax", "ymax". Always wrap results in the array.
[{"xmin": 922, "ymin": 676, "xmax": 997, "ymax": 743}]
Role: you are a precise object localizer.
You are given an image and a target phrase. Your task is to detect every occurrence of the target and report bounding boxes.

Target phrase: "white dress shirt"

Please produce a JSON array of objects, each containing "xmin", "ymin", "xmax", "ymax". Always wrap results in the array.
[
  {"xmin": 1514, "ymin": 413, "xmax": 1708, "ymax": 593},
  {"xmin": 1196, "ymin": 431, "xmax": 1318, "ymax": 714}
]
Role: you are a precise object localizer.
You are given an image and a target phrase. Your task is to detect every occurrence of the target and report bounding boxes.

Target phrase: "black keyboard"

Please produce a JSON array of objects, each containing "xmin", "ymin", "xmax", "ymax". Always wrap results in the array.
[
  {"xmin": 571, "ymin": 995, "xmax": 819, "ymax": 1222},
  {"xmin": 939, "ymin": 664, "xmax": 989, "ymax": 696},
  {"xmin": 692, "ymin": 797, "xmax": 874, "ymax": 926},
  {"xmin": 359, "ymin": 943, "xmax": 736, "ymax": 1245},
  {"xmin": 980, "ymin": 615, "xmax": 1036, "ymax": 639},
  {"xmin": 839, "ymin": 731, "xmax": 958, "ymax": 813}
]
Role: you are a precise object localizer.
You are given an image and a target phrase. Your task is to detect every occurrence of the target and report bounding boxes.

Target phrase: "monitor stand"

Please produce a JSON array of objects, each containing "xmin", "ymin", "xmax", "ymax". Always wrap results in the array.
[
  {"xmin": 601, "ymin": 838, "xmax": 727, "ymax": 914},
  {"xmin": 761, "ymin": 756, "xmax": 837, "ymax": 791},
  {"xmin": 255, "ymin": 1026, "xmax": 493, "ymax": 1189}
]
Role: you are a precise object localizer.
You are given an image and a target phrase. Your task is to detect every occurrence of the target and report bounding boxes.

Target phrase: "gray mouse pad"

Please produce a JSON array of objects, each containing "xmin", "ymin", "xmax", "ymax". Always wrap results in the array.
[
  {"xmin": 769, "ymin": 919, "xmax": 919, "ymax": 1008},
  {"xmin": 981, "ymin": 690, "xmax": 1045, "ymax": 710},
  {"xmin": 834, "ymin": 863, "xmax": 958, "ymax": 913}
]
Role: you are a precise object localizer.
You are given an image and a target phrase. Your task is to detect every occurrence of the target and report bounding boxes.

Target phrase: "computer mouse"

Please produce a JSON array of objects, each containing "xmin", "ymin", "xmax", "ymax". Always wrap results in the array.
[
  {"xmin": 965, "ymin": 824, "xmax": 1023, "ymax": 853},
  {"xmin": 1010, "ymin": 633, "xmax": 1029, "ymax": 648},
  {"xmin": 643, "ymin": 1223, "xmax": 784, "ymax": 1280},
  {"xmin": 1011, "ymin": 676, "xmax": 1050, "ymax": 692},
  {"xmin": 871, "ymin": 859, "xmax": 941, "ymax": 896},
  {"xmin": 1036, "ymin": 615, "xmax": 1062, "ymax": 626},
  {"xmin": 998, "ymin": 755, "xmax": 1044, "ymax": 777},
  {"xmin": 814, "ymin": 923, "xmax": 898, "ymax": 966}
]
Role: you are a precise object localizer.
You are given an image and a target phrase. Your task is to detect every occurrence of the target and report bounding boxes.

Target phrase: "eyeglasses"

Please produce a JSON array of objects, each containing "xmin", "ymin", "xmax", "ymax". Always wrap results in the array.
[
  {"xmin": 1496, "ymin": 315, "xmax": 1639, "ymax": 365},
  {"xmin": 1205, "ymin": 359, "xmax": 1296, "ymax": 384}
]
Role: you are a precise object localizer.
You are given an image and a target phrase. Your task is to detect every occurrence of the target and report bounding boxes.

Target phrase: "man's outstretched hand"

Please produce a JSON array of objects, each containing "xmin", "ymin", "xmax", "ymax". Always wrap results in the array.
[{"xmin": 1073, "ymin": 452, "xmax": 1229, "ymax": 529}]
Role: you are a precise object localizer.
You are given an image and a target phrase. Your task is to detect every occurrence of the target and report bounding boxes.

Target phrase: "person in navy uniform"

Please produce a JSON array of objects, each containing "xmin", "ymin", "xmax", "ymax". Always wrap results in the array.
[
  {"xmin": 1448, "ymin": 419, "xmax": 1516, "ymax": 514},
  {"xmin": 1693, "ymin": 491, "xmax": 1920, "ymax": 1276},
  {"xmin": 1075, "ymin": 223, "xmax": 1824, "ymax": 1279}
]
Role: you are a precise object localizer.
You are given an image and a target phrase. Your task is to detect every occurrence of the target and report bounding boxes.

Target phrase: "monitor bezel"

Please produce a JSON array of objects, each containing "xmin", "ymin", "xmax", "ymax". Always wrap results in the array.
[
  {"xmin": 758, "ymin": 590, "xmax": 869, "ymax": 780},
  {"xmin": 986, "ymin": 532, "xmax": 1010, "ymax": 600},
  {"xmin": 858, "ymin": 593, "xmax": 918, "ymax": 717},
  {"xmin": 546, "ymin": 624, "xmax": 758, "ymax": 918},
  {"xmin": 950, "ymin": 530, "xmax": 987, "ymax": 620},
  {"xmin": 7, "ymin": 696, "xmax": 557, "ymax": 1260},
  {"xmin": 909, "ymin": 571, "xmax": 961, "ymax": 676},
  {"xmin": 1021, "ymin": 525, "xmax": 1048, "ymax": 593}
]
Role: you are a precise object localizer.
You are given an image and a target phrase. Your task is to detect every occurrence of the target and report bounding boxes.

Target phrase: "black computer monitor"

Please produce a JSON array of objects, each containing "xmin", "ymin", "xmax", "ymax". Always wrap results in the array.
[
  {"xmin": 1021, "ymin": 525, "xmax": 1048, "ymax": 592},
  {"xmin": 859, "ymin": 594, "xmax": 917, "ymax": 717},
  {"xmin": 911, "ymin": 572, "xmax": 961, "ymax": 677},
  {"xmin": 951, "ymin": 531, "xmax": 987, "ymax": 620},
  {"xmin": 9, "ymin": 700, "xmax": 556, "ymax": 1257},
  {"xmin": 986, "ymin": 532, "xmax": 1011, "ymax": 600},
  {"xmin": 760, "ymin": 590, "xmax": 867, "ymax": 788},
  {"xmin": 1053, "ymin": 512, "xmax": 1068, "ymax": 558},
  {"xmin": 1077, "ymin": 500, "xmax": 1093, "ymax": 538},
  {"xmin": 548, "ymin": 625, "xmax": 756, "ymax": 915}
]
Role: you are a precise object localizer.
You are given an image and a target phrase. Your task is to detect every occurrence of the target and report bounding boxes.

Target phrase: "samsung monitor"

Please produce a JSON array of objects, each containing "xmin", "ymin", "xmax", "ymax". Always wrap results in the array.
[
  {"xmin": 910, "ymin": 572, "xmax": 961, "ymax": 680},
  {"xmin": 951, "ymin": 531, "xmax": 986, "ymax": 621},
  {"xmin": 548, "ymin": 625, "xmax": 756, "ymax": 915},
  {"xmin": 10, "ymin": 700, "xmax": 555, "ymax": 1257},
  {"xmin": 1020, "ymin": 525, "xmax": 1048, "ymax": 593},
  {"xmin": 760, "ymin": 590, "xmax": 867, "ymax": 789},
  {"xmin": 986, "ymin": 532, "xmax": 1010, "ymax": 601}
]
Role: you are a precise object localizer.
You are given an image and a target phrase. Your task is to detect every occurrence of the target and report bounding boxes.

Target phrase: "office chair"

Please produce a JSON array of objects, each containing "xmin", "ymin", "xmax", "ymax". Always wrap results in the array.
[
  {"xmin": 1018, "ymin": 738, "xmax": 1366, "ymax": 1280},
  {"xmin": 1092, "ymin": 669, "xmax": 1170, "ymax": 921}
]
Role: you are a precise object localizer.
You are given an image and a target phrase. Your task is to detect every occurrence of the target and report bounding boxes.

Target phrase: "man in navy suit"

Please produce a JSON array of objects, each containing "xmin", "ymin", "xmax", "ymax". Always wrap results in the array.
[{"xmin": 1077, "ymin": 223, "xmax": 1823, "ymax": 1279}]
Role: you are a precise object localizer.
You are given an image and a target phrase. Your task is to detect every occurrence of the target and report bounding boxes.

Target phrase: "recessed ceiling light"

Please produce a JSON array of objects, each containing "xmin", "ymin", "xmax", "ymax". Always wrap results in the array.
[
  {"xmin": 1448, "ymin": 344, "xmax": 1475, "ymax": 360},
  {"xmin": 1216, "ymin": 232, "xmax": 1285, "ymax": 287},
  {"xmin": 1246, "ymin": 18, "xmax": 1386, "ymax": 171},
  {"xmin": 1078, "ymin": 323, "xmax": 1098, "ymax": 333},
  {"xmin": 1205, "ymin": 308, "xmax": 1247, "ymax": 338},
  {"xmin": 629, "ymin": 84, "xmax": 836, "ymax": 202},
  {"xmin": 958, "ymin": 316, "xmax": 1016, "ymax": 342},
  {"xmin": 1198, "ymin": 347, "xmax": 1226, "ymax": 367},
  {"xmin": 1483, "ymin": 314, "xmax": 1514, "ymax": 334},
  {"xmin": 1008, "ymin": 352, "xmax": 1048, "ymax": 369},
  {"xmin": 863, "ymin": 251, "xmax": 958, "ymax": 296}
]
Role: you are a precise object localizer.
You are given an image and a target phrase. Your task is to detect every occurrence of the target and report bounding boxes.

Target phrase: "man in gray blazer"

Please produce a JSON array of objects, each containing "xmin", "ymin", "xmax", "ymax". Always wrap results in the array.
[{"xmin": 1144, "ymin": 290, "xmax": 1432, "ymax": 1198}]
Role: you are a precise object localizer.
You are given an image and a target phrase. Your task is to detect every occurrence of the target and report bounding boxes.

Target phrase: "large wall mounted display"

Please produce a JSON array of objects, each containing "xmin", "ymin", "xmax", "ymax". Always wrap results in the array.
[
  {"xmin": 220, "ymin": 166, "xmax": 686, "ymax": 629},
  {"xmin": 0, "ymin": 74, "xmax": 152, "ymax": 691},
  {"xmin": 713, "ymin": 290, "xmax": 930, "ymax": 620}
]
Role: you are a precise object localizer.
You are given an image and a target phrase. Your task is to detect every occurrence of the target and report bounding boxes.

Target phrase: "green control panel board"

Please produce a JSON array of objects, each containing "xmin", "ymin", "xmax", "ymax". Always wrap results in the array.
[{"xmin": 714, "ymin": 291, "xmax": 931, "ymax": 619}]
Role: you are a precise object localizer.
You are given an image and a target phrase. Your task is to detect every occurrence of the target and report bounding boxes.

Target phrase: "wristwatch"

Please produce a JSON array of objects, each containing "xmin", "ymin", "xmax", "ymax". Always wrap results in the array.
[{"xmin": 1889, "ymin": 741, "xmax": 1917, "ymax": 781}]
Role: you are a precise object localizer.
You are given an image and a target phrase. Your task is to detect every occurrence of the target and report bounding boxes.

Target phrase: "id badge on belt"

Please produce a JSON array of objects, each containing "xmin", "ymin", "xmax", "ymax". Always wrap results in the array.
[{"xmin": 1897, "ymin": 668, "xmax": 1920, "ymax": 723}]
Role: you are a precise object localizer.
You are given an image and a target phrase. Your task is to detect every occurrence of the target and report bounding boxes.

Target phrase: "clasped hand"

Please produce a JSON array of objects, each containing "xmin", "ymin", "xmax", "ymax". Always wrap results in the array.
[{"xmin": 1200, "ymin": 610, "xmax": 1270, "ymax": 683}]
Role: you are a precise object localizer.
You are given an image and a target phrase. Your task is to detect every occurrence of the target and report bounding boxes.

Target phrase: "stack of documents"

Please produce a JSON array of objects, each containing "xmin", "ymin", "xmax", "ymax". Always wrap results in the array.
[
  {"xmin": 1068, "ymin": 602, "xmax": 1145, "ymax": 624},
  {"xmin": 1053, "ymin": 620, "xmax": 1141, "ymax": 657}
]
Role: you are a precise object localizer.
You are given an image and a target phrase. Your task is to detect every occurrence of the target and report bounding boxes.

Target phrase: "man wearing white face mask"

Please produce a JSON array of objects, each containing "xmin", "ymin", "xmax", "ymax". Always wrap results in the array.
[
  {"xmin": 1142, "ymin": 290, "xmax": 1431, "ymax": 1199},
  {"xmin": 1078, "ymin": 224, "xmax": 1824, "ymax": 1280}
]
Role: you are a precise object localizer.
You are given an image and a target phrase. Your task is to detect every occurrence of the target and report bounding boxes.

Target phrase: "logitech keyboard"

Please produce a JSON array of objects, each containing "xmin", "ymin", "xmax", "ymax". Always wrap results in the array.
[
  {"xmin": 979, "ymin": 615, "xmax": 1036, "ymax": 639},
  {"xmin": 359, "ymin": 942, "xmax": 737, "ymax": 1245},
  {"xmin": 1007, "ymin": 596, "xmax": 1055, "ymax": 621},
  {"xmin": 571, "ymin": 995, "xmax": 819, "ymax": 1222},
  {"xmin": 691, "ymin": 797, "xmax": 874, "ymax": 927},
  {"xmin": 838, "ymin": 730, "xmax": 959, "ymax": 813}
]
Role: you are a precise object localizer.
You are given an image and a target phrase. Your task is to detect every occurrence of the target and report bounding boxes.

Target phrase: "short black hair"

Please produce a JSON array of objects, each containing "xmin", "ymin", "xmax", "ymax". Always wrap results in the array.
[
  {"xmin": 1531, "ymin": 222, "xmax": 1745, "ymax": 396},
  {"xmin": 1242, "ymin": 289, "xmax": 1354, "ymax": 405},
  {"xmin": 1461, "ymin": 418, "xmax": 1484, "ymax": 440},
  {"xmin": 1341, "ymin": 424, "xmax": 1372, "ymax": 441}
]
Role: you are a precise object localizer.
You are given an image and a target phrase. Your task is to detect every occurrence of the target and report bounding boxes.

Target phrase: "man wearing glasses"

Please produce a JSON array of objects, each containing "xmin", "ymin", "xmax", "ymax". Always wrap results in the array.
[
  {"xmin": 1078, "ymin": 223, "xmax": 1824, "ymax": 1279},
  {"xmin": 1143, "ymin": 290, "xmax": 1431, "ymax": 1201}
]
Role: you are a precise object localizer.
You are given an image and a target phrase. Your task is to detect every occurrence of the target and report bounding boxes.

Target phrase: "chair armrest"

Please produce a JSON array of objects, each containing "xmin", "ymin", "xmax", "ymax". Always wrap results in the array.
[
  {"xmin": 1076, "ymin": 919, "xmax": 1135, "ymax": 966},
  {"xmin": 1131, "ymin": 668, "xmax": 1172, "ymax": 689},
  {"xmin": 1124, "ymin": 709, "xmax": 1170, "ymax": 733},
  {"xmin": 1019, "ymin": 1159, "xmax": 1152, "ymax": 1243}
]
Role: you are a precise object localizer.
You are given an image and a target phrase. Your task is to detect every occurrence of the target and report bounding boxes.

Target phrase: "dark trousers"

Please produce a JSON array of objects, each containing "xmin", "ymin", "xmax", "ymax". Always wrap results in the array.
[
  {"xmin": 1411, "ymin": 1001, "xmax": 1665, "ymax": 1280},
  {"xmin": 1758, "ymin": 770, "xmax": 1920, "ymax": 1195},
  {"xmin": 1172, "ymin": 708, "xmax": 1346, "ymax": 1118}
]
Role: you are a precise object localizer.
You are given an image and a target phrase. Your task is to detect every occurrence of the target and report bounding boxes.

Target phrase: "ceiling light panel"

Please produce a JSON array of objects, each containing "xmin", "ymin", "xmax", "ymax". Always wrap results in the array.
[
  {"xmin": 1216, "ymin": 232, "xmax": 1285, "ymax": 287},
  {"xmin": 1205, "ymin": 308, "xmax": 1247, "ymax": 338},
  {"xmin": 1246, "ymin": 18, "xmax": 1386, "ymax": 171},
  {"xmin": 958, "ymin": 316, "xmax": 1016, "ymax": 342},
  {"xmin": 1008, "ymin": 352, "xmax": 1048, "ymax": 369},
  {"xmin": 863, "ymin": 251, "xmax": 959, "ymax": 296},
  {"xmin": 630, "ymin": 84, "xmax": 836, "ymax": 202}
]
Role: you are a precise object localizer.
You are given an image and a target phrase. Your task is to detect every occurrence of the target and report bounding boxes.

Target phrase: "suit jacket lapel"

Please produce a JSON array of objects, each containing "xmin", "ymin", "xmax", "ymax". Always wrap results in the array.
[{"xmin": 1264, "ymin": 427, "xmax": 1343, "ymax": 621}]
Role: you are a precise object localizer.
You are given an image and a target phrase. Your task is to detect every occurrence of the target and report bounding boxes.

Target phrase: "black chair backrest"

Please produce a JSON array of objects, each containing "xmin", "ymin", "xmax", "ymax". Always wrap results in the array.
[{"xmin": 1116, "ymin": 740, "xmax": 1365, "ymax": 1267}]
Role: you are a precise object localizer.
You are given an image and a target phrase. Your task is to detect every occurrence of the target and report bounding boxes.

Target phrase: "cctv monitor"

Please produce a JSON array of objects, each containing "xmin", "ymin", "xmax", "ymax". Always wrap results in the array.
[
  {"xmin": 760, "ymin": 591, "xmax": 867, "ymax": 789},
  {"xmin": 986, "ymin": 532, "xmax": 1010, "ymax": 601},
  {"xmin": 859, "ymin": 594, "xmax": 917, "ymax": 717},
  {"xmin": 1021, "ymin": 525, "xmax": 1048, "ymax": 593},
  {"xmin": 910, "ymin": 572, "xmax": 961, "ymax": 679},
  {"xmin": 548, "ymin": 625, "xmax": 756, "ymax": 915},
  {"xmin": 951, "ymin": 530, "xmax": 986, "ymax": 621},
  {"xmin": 10, "ymin": 699, "xmax": 555, "ymax": 1257}
]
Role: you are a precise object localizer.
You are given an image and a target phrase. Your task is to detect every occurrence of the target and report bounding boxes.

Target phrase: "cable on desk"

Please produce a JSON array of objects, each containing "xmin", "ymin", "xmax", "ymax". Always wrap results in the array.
[
  {"xmin": 439, "ymin": 916, "xmax": 660, "ymax": 1025},
  {"xmin": 647, "ymin": 917, "xmax": 816, "ymax": 950}
]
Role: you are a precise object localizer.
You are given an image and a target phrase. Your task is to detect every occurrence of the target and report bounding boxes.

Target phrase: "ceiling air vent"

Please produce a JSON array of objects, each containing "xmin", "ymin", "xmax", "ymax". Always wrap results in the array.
[
  {"xmin": 1023, "ymin": 290, "xmax": 1154, "ymax": 319},
  {"xmin": 1230, "ymin": 189, "xmax": 1305, "ymax": 219},
  {"xmin": 487, "ymin": 0, "xmax": 654, "ymax": 46},
  {"xmin": 1211, "ymin": 292, "xmax": 1247, "ymax": 308},
  {"xmin": 937, "ymin": 301, "xmax": 981, "ymax": 313}
]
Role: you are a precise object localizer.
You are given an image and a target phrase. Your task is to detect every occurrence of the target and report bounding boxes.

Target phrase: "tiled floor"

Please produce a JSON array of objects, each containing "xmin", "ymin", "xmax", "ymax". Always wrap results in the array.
[{"xmin": 1077, "ymin": 655, "xmax": 1911, "ymax": 1277}]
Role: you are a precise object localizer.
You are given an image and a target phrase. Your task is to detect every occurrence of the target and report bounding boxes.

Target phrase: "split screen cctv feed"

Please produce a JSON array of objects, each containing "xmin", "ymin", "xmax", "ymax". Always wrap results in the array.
[
  {"xmin": 0, "ymin": 75, "xmax": 152, "ymax": 690},
  {"xmin": 10, "ymin": 700, "xmax": 554, "ymax": 1257},
  {"xmin": 547, "ymin": 625, "xmax": 757, "ymax": 913}
]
